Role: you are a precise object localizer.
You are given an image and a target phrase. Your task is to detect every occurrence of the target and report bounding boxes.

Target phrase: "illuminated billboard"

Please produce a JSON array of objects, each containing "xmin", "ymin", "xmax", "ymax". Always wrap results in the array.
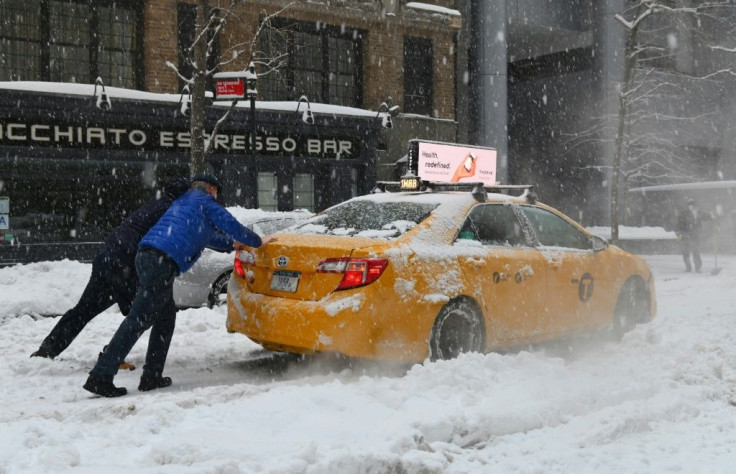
[{"xmin": 410, "ymin": 141, "xmax": 497, "ymax": 186}]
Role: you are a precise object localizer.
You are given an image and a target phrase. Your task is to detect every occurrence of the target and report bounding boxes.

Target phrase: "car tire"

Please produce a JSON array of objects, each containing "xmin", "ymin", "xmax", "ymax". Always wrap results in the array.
[
  {"xmin": 429, "ymin": 298, "xmax": 485, "ymax": 361},
  {"xmin": 612, "ymin": 277, "xmax": 649, "ymax": 340},
  {"xmin": 207, "ymin": 271, "xmax": 232, "ymax": 309}
]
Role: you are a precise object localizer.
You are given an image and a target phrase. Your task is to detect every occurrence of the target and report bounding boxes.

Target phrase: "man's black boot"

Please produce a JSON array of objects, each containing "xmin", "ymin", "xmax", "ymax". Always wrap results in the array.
[
  {"xmin": 30, "ymin": 346, "xmax": 57, "ymax": 359},
  {"xmin": 83, "ymin": 375, "xmax": 127, "ymax": 397},
  {"xmin": 138, "ymin": 375, "xmax": 172, "ymax": 392}
]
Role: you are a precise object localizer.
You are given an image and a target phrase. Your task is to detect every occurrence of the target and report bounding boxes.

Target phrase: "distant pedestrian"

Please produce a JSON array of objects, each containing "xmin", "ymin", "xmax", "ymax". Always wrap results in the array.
[
  {"xmin": 31, "ymin": 178, "xmax": 189, "ymax": 362},
  {"xmin": 675, "ymin": 198, "xmax": 709, "ymax": 272},
  {"xmin": 83, "ymin": 174, "xmax": 275, "ymax": 397}
]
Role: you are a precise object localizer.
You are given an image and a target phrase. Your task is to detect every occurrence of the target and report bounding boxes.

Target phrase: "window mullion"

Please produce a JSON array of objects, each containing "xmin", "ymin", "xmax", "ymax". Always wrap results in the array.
[
  {"xmin": 89, "ymin": 1, "xmax": 99, "ymax": 82},
  {"xmin": 287, "ymin": 30, "xmax": 295, "ymax": 100},
  {"xmin": 40, "ymin": 0, "xmax": 50, "ymax": 81},
  {"xmin": 322, "ymin": 28, "xmax": 329, "ymax": 104}
]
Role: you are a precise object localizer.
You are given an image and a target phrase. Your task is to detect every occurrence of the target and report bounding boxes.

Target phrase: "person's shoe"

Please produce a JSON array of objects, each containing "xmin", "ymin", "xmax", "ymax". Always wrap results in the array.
[
  {"xmin": 118, "ymin": 361, "xmax": 136, "ymax": 371},
  {"xmin": 138, "ymin": 375, "xmax": 172, "ymax": 392},
  {"xmin": 83, "ymin": 375, "xmax": 127, "ymax": 397},
  {"xmin": 30, "ymin": 346, "xmax": 57, "ymax": 359}
]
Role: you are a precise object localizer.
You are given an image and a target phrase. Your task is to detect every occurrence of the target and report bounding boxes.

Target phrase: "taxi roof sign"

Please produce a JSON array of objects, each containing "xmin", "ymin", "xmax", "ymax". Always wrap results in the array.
[{"xmin": 407, "ymin": 140, "xmax": 497, "ymax": 187}]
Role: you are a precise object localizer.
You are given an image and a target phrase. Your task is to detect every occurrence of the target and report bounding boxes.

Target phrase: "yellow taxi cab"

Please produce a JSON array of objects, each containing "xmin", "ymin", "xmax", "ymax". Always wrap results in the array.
[{"xmin": 226, "ymin": 183, "xmax": 656, "ymax": 362}]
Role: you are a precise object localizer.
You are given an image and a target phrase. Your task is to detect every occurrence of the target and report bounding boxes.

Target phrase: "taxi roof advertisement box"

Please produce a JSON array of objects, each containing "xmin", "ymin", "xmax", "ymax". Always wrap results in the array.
[{"xmin": 413, "ymin": 141, "xmax": 497, "ymax": 186}]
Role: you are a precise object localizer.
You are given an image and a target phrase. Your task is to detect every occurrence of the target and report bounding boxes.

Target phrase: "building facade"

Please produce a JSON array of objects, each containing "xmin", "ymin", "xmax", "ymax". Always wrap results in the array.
[
  {"xmin": 0, "ymin": 0, "xmax": 462, "ymax": 262},
  {"xmin": 462, "ymin": 0, "xmax": 736, "ymax": 226},
  {"xmin": 3, "ymin": 0, "xmax": 736, "ymax": 264}
]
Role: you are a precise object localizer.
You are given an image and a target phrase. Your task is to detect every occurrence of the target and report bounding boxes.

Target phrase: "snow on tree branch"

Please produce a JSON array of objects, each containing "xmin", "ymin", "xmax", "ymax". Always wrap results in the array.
[{"xmin": 615, "ymin": 9, "xmax": 653, "ymax": 31}]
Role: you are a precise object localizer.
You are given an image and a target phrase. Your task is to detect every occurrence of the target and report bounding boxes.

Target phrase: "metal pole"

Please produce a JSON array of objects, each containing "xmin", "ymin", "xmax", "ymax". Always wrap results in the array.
[
  {"xmin": 246, "ymin": 61, "xmax": 259, "ymax": 209},
  {"xmin": 250, "ymin": 93, "xmax": 258, "ymax": 209}
]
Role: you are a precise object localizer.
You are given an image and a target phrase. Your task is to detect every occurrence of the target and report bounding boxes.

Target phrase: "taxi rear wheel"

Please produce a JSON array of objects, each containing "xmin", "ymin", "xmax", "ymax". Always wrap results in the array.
[
  {"xmin": 612, "ymin": 277, "xmax": 649, "ymax": 339},
  {"xmin": 429, "ymin": 299, "xmax": 485, "ymax": 361}
]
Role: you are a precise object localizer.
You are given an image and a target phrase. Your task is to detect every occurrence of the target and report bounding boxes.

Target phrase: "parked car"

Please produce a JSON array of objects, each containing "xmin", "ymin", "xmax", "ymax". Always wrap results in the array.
[
  {"xmin": 226, "ymin": 184, "xmax": 656, "ymax": 362},
  {"xmin": 173, "ymin": 208, "xmax": 312, "ymax": 308}
]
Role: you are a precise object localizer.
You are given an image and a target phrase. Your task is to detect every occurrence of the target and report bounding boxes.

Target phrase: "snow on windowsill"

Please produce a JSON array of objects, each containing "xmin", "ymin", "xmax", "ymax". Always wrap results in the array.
[
  {"xmin": 0, "ymin": 81, "xmax": 190, "ymax": 103},
  {"xmin": 0, "ymin": 81, "xmax": 389, "ymax": 118},
  {"xmin": 406, "ymin": 2, "xmax": 461, "ymax": 16}
]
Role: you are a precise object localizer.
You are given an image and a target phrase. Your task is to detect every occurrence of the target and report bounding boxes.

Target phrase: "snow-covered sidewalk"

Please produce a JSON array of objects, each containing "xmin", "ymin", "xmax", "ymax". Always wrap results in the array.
[{"xmin": 2, "ymin": 254, "xmax": 736, "ymax": 473}]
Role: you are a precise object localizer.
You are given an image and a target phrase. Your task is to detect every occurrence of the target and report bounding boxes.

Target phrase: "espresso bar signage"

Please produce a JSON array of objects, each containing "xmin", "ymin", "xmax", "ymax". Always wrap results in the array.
[{"xmin": 0, "ymin": 121, "xmax": 357, "ymax": 159}]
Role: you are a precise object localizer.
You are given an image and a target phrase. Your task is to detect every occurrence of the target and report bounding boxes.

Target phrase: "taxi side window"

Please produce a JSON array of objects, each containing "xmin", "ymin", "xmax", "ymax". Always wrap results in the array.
[
  {"xmin": 520, "ymin": 206, "xmax": 592, "ymax": 250},
  {"xmin": 458, "ymin": 204, "xmax": 528, "ymax": 247}
]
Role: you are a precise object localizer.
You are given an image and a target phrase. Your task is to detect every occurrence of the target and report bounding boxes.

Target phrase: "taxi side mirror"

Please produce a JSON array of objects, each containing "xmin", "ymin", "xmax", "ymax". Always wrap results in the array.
[{"xmin": 591, "ymin": 235, "xmax": 608, "ymax": 252}]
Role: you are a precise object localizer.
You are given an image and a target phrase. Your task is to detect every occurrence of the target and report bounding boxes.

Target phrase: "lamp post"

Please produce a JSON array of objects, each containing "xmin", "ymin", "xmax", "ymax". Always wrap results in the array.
[{"xmin": 245, "ymin": 62, "xmax": 258, "ymax": 208}]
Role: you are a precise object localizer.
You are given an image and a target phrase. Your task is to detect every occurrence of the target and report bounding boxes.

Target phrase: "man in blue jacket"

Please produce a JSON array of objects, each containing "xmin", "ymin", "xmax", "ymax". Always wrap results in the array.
[
  {"xmin": 31, "ymin": 178, "xmax": 190, "ymax": 361},
  {"xmin": 84, "ymin": 174, "xmax": 274, "ymax": 397}
]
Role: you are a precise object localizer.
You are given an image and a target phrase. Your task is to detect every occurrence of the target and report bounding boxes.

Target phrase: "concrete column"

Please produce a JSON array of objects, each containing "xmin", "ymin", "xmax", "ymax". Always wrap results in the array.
[
  {"xmin": 591, "ymin": 0, "xmax": 628, "ymax": 223},
  {"xmin": 470, "ymin": 0, "xmax": 508, "ymax": 183}
]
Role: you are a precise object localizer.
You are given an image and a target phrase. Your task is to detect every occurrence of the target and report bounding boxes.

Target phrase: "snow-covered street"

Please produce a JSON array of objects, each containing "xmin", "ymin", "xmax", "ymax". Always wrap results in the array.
[{"xmin": 2, "ymin": 254, "xmax": 736, "ymax": 473}]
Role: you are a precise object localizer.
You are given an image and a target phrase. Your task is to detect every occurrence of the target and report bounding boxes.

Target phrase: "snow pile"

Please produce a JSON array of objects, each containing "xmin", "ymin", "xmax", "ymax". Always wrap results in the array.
[
  {"xmin": 0, "ymin": 260, "xmax": 94, "ymax": 319},
  {"xmin": 2, "ymin": 255, "xmax": 736, "ymax": 472}
]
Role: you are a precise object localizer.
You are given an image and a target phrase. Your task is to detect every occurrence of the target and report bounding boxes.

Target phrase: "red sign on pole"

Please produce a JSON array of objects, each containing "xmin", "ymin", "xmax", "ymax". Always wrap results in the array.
[{"xmin": 215, "ymin": 79, "xmax": 245, "ymax": 100}]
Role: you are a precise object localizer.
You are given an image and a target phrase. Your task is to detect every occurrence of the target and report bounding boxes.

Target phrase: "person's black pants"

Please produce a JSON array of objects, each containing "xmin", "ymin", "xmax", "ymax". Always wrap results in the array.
[
  {"xmin": 89, "ymin": 248, "xmax": 178, "ymax": 382},
  {"xmin": 39, "ymin": 249, "xmax": 135, "ymax": 356},
  {"xmin": 680, "ymin": 236, "xmax": 702, "ymax": 272}
]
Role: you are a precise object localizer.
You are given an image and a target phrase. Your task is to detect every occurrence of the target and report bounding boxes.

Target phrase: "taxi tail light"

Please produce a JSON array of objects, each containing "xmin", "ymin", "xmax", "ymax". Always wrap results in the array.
[
  {"xmin": 234, "ymin": 249, "xmax": 255, "ymax": 278},
  {"xmin": 316, "ymin": 258, "xmax": 389, "ymax": 290}
]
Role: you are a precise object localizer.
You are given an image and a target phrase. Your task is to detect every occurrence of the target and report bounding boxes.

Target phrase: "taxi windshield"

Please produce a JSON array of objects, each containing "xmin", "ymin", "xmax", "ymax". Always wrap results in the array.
[{"xmin": 292, "ymin": 200, "xmax": 438, "ymax": 238}]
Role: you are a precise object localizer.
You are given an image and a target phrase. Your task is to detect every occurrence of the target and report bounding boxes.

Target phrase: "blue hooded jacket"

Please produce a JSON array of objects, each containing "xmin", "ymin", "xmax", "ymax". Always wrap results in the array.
[{"xmin": 139, "ymin": 189, "xmax": 262, "ymax": 274}]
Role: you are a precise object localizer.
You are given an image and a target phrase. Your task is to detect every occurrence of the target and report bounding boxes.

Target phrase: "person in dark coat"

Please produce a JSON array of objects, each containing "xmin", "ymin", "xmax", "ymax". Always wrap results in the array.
[
  {"xmin": 83, "ymin": 174, "xmax": 275, "ymax": 397},
  {"xmin": 675, "ymin": 198, "xmax": 709, "ymax": 272},
  {"xmin": 31, "ymin": 178, "xmax": 190, "ymax": 360}
]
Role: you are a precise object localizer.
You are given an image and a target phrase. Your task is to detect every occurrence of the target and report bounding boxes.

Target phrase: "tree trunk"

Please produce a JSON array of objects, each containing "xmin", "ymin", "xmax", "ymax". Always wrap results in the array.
[
  {"xmin": 610, "ymin": 19, "xmax": 639, "ymax": 242},
  {"xmin": 189, "ymin": 0, "xmax": 209, "ymax": 176}
]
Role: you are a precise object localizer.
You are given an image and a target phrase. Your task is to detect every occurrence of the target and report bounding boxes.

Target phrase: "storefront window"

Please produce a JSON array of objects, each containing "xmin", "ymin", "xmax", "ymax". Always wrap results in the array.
[
  {"xmin": 260, "ymin": 19, "xmax": 363, "ymax": 107},
  {"xmin": 0, "ymin": 0, "xmax": 41, "ymax": 81},
  {"xmin": 98, "ymin": 4, "xmax": 138, "ymax": 87},
  {"xmin": 1, "ymin": 157, "xmax": 187, "ymax": 245},
  {"xmin": 177, "ymin": 3, "xmax": 219, "ymax": 91},
  {"xmin": 49, "ymin": 1, "xmax": 91, "ymax": 83},
  {"xmin": 403, "ymin": 36, "xmax": 433, "ymax": 116},
  {"xmin": 293, "ymin": 173, "xmax": 315, "ymax": 212},
  {"xmin": 258, "ymin": 172, "xmax": 279, "ymax": 211},
  {"xmin": 0, "ymin": 0, "xmax": 142, "ymax": 88}
]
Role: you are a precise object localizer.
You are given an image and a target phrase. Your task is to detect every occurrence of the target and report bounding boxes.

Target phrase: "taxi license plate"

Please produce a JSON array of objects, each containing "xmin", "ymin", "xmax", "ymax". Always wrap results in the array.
[{"xmin": 270, "ymin": 270, "xmax": 300, "ymax": 293}]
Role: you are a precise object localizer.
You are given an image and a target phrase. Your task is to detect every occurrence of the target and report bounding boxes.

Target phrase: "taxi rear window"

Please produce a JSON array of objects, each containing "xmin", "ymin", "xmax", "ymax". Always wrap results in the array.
[{"xmin": 292, "ymin": 200, "xmax": 438, "ymax": 238}]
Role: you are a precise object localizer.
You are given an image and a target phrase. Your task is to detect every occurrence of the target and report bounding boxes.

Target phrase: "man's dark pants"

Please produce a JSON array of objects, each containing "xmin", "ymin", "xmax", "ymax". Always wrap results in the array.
[
  {"xmin": 89, "ymin": 248, "xmax": 178, "ymax": 382},
  {"xmin": 39, "ymin": 249, "xmax": 135, "ymax": 356}
]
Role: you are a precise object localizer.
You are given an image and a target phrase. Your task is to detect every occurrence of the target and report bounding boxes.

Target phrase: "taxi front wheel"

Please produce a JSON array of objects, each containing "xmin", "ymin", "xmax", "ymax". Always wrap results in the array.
[
  {"xmin": 429, "ymin": 298, "xmax": 485, "ymax": 361},
  {"xmin": 612, "ymin": 277, "xmax": 649, "ymax": 340}
]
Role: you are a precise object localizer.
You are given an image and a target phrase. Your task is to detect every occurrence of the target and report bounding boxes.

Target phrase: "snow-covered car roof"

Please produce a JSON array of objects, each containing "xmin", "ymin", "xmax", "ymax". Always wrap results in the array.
[
  {"xmin": 225, "ymin": 207, "xmax": 313, "ymax": 231},
  {"xmin": 285, "ymin": 190, "xmax": 533, "ymax": 243},
  {"xmin": 350, "ymin": 189, "xmax": 523, "ymax": 205}
]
